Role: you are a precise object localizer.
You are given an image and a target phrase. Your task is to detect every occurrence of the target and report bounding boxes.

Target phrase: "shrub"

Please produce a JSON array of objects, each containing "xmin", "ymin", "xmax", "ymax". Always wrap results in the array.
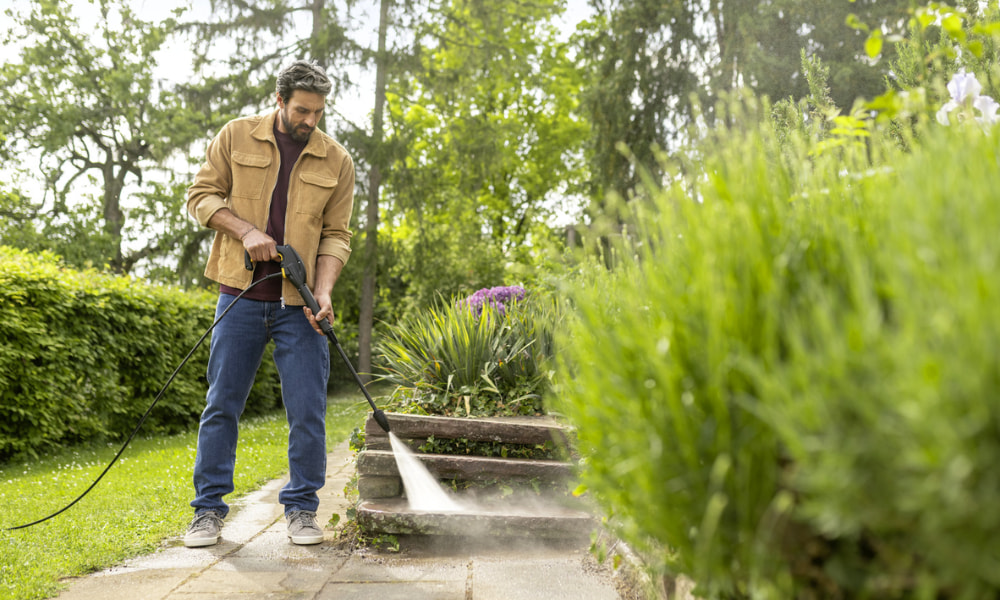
[
  {"xmin": 376, "ymin": 288, "xmax": 557, "ymax": 417},
  {"xmin": 0, "ymin": 247, "xmax": 282, "ymax": 461},
  {"xmin": 554, "ymin": 97, "xmax": 1000, "ymax": 598}
]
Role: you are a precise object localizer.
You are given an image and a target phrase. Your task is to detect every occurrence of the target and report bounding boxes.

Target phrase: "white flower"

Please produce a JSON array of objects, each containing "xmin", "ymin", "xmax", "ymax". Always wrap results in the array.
[
  {"xmin": 948, "ymin": 71, "xmax": 982, "ymax": 102},
  {"xmin": 974, "ymin": 95, "xmax": 999, "ymax": 121},
  {"xmin": 936, "ymin": 71, "xmax": 999, "ymax": 125}
]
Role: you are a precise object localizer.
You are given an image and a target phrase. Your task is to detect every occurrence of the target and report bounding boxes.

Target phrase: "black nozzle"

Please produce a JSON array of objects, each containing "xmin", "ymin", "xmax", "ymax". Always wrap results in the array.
[{"xmin": 372, "ymin": 409, "xmax": 391, "ymax": 433}]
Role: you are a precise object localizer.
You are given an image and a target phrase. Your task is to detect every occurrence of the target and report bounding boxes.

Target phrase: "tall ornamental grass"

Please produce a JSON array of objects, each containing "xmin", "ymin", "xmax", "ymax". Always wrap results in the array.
[
  {"xmin": 377, "ymin": 288, "xmax": 557, "ymax": 416},
  {"xmin": 554, "ymin": 98, "xmax": 1000, "ymax": 598}
]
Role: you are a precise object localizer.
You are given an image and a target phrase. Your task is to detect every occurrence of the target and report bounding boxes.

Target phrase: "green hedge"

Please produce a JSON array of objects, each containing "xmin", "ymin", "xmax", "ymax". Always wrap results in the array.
[
  {"xmin": 0, "ymin": 247, "xmax": 282, "ymax": 462},
  {"xmin": 554, "ymin": 106, "xmax": 1000, "ymax": 598}
]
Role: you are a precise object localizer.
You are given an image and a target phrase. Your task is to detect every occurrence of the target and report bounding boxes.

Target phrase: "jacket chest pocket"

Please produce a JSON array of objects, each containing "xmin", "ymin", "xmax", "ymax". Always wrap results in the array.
[
  {"xmin": 295, "ymin": 172, "xmax": 338, "ymax": 219},
  {"xmin": 231, "ymin": 151, "xmax": 272, "ymax": 200}
]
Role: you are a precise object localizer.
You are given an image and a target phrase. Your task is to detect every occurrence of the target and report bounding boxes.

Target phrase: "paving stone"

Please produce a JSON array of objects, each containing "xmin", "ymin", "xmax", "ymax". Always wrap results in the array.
[
  {"xmin": 316, "ymin": 581, "xmax": 467, "ymax": 599},
  {"xmin": 471, "ymin": 555, "xmax": 620, "ymax": 600}
]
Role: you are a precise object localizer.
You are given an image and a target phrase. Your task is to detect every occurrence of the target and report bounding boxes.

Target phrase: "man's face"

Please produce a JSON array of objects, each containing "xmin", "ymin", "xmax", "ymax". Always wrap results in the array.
[{"xmin": 277, "ymin": 90, "xmax": 326, "ymax": 142}]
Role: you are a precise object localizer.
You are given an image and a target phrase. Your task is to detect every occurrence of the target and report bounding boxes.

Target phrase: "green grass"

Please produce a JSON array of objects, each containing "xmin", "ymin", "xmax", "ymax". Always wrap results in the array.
[{"xmin": 0, "ymin": 391, "xmax": 370, "ymax": 600}]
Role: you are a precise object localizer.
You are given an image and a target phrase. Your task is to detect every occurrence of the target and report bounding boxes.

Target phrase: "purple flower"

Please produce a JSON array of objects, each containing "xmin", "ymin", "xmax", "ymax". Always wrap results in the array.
[{"xmin": 461, "ymin": 285, "xmax": 526, "ymax": 315}]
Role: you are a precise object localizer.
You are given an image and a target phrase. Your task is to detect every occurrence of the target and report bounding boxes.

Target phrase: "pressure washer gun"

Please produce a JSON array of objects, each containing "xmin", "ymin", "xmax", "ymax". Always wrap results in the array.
[{"xmin": 245, "ymin": 245, "xmax": 391, "ymax": 433}]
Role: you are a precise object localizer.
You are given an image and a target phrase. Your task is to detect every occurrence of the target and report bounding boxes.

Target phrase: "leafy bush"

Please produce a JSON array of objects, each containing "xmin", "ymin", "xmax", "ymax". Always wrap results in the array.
[
  {"xmin": 554, "ymin": 98, "xmax": 1000, "ymax": 598},
  {"xmin": 376, "ymin": 287, "xmax": 557, "ymax": 416},
  {"xmin": 0, "ymin": 247, "xmax": 282, "ymax": 461}
]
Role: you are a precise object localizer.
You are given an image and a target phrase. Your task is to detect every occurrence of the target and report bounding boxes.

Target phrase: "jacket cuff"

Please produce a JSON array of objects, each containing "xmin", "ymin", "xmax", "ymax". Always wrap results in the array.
[
  {"xmin": 318, "ymin": 237, "xmax": 352, "ymax": 266},
  {"xmin": 192, "ymin": 195, "xmax": 229, "ymax": 227}
]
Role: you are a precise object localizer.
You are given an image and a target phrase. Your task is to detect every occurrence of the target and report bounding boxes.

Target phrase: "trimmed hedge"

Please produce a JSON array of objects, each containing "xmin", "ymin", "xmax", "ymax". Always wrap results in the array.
[{"xmin": 0, "ymin": 247, "xmax": 281, "ymax": 461}]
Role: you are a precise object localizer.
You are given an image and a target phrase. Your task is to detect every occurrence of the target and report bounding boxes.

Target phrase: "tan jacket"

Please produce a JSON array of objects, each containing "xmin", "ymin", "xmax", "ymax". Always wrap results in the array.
[{"xmin": 187, "ymin": 110, "xmax": 355, "ymax": 305}]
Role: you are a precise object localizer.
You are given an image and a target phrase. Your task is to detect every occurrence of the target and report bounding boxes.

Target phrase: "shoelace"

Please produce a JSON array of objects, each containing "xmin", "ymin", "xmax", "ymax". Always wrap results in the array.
[
  {"xmin": 190, "ymin": 513, "xmax": 221, "ymax": 532},
  {"xmin": 289, "ymin": 512, "xmax": 316, "ymax": 529}
]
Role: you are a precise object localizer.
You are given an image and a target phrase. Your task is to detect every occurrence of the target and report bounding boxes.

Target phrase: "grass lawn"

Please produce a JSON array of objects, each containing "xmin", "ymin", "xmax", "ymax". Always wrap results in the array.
[{"xmin": 0, "ymin": 390, "xmax": 370, "ymax": 600}]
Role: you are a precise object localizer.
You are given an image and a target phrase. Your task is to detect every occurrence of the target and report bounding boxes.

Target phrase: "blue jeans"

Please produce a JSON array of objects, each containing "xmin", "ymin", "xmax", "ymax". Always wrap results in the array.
[{"xmin": 191, "ymin": 293, "xmax": 330, "ymax": 518}]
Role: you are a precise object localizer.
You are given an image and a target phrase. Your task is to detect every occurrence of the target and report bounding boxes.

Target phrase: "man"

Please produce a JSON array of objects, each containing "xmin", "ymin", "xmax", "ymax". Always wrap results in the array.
[{"xmin": 183, "ymin": 60, "xmax": 354, "ymax": 547}]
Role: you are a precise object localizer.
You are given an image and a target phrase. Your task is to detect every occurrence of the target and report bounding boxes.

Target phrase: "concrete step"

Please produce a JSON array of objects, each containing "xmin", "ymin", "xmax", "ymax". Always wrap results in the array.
[
  {"xmin": 356, "ymin": 497, "xmax": 596, "ymax": 540},
  {"xmin": 357, "ymin": 449, "xmax": 574, "ymax": 484},
  {"xmin": 355, "ymin": 413, "xmax": 594, "ymax": 540},
  {"xmin": 364, "ymin": 413, "xmax": 571, "ymax": 450}
]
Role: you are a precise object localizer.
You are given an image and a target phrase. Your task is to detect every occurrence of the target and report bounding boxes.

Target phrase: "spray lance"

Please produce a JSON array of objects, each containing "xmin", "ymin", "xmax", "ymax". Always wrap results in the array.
[{"xmin": 251, "ymin": 245, "xmax": 391, "ymax": 433}]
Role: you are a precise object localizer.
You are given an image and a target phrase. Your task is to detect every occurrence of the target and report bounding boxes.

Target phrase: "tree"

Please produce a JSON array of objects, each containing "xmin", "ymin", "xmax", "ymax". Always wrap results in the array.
[
  {"xmin": 383, "ymin": 0, "xmax": 588, "ymax": 306},
  {"xmin": 578, "ymin": 0, "xmax": 702, "ymax": 209},
  {"xmin": 179, "ymin": 0, "xmax": 366, "ymax": 127},
  {"xmin": 577, "ymin": 0, "xmax": 912, "ymax": 216},
  {"xmin": 731, "ymin": 0, "xmax": 910, "ymax": 111},
  {"xmin": 357, "ymin": 0, "xmax": 392, "ymax": 382},
  {"xmin": 0, "ymin": 0, "xmax": 207, "ymax": 274}
]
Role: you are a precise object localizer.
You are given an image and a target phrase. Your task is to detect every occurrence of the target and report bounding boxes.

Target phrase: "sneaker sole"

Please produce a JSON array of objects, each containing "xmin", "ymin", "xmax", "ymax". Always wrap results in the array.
[
  {"xmin": 288, "ymin": 533, "xmax": 324, "ymax": 545},
  {"xmin": 184, "ymin": 536, "xmax": 220, "ymax": 548}
]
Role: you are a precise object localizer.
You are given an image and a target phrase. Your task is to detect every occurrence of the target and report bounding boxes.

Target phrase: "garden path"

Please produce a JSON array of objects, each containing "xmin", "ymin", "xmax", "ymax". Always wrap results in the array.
[{"xmin": 53, "ymin": 439, "xmax": 623, "ymax": 600}]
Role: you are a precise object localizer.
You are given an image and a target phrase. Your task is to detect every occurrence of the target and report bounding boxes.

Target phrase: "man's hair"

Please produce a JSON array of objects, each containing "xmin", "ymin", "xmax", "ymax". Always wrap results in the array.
[{"xmin": 275, "ymin": 60, "xmax": 332, "ymax": 102}]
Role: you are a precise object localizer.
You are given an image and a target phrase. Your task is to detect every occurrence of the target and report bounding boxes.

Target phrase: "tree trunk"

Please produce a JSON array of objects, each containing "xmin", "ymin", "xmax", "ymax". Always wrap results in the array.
[
  {"xmin": 310, "ymin": 0, "xmax": 328, "ymax": 133},
  {"xmin": 357, "ymin": 0, "xmax": 391, "ymax": 384},
  {"xmin": 104, "ymin": 162, "xmax": 126, "ymax": 273}
]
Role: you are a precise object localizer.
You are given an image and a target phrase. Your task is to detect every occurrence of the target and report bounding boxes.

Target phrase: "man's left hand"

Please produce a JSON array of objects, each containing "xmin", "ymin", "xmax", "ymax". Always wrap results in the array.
[{"xmin": 303, "ymin": 297, "xmax": 334, "ymax": 335}]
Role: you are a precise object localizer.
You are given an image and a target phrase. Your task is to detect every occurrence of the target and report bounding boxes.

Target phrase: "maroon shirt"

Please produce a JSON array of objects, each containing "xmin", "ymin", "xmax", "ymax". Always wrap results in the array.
[{"xmin": 222, "ymin": 124, "xmax": 307, "ymax": 301}]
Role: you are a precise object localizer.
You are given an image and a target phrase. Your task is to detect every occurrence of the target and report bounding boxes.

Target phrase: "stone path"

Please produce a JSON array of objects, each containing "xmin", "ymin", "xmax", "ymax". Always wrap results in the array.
[{"xmin": 54, "ymin": 440, "xmax": 624, "ymax": 600}]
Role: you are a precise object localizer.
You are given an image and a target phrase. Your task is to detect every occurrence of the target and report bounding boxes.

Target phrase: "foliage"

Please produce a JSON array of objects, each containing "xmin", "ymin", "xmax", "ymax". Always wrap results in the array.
[
  {"xmin": 577, "ymin": 0, "xmax": 913, "ymax": 213},
  {"xmin": 377, "ymin": 288, "xmax": 559, "ymax": 417},
  {"xmin": 578, "ymin": 0, "xmax": 701, "ymax": 204},
  {"xmin": 870, "ymin": 0, "xmax": 1000, "ymax": 123},
  {"xmin": 0, "ymin": 246, "xmax": 282, "ymax": 462},
  {"xmin": 0, "ymin": 0, "xmax": 208, "ymax": 277},
  {"xmin": 732, "ymin": 0, "xmax": 911, "ymax": 110},
  {"xmin": 417, "ymin": 434, "xmax": 562, "ymax": 461},
  {"xmin": 556, "ymin": 6, "xmax": 1000, "ymax": 596},
  {"xmin": 555, "ymin": 69, "xmax": 1000, "ymax": 598},
  {"xmin": 0, "ymin": 395, "xmax": 368, "ymax": 600},
  {"xmin": 180, "ymin": 0, "xmax": 366, "ymax": 119},
  {"xmin": 382, "ymin": 0, "xmax": 588, "ymax": 310}
]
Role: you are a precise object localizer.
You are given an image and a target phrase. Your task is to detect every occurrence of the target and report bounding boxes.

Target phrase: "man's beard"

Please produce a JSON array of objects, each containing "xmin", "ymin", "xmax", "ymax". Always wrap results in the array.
[{"xmin": 280, "ymin": 110, "xmax": 313, "ymax": 142}]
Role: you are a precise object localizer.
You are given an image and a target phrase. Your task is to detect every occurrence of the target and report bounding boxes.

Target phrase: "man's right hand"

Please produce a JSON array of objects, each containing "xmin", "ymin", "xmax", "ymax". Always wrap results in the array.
[
  {"xmin": 242, "ymin": 227, "xmax": 278, "ymax": 265},
  {"xmin": 207, "ymin": 208, "xmax": 278, "ymax": 264}
]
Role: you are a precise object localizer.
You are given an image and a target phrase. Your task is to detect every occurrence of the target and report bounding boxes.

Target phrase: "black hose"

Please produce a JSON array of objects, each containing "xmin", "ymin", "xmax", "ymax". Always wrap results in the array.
[{"xmin": 5, "ymin": 273, "xmax": 283, "ymax": 531}]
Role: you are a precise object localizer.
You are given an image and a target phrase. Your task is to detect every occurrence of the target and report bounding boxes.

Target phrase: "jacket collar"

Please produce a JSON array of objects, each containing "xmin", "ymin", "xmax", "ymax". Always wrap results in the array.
[{"xmin": 251, "ymin": 109, "xmax": 328, "ymax": 158}]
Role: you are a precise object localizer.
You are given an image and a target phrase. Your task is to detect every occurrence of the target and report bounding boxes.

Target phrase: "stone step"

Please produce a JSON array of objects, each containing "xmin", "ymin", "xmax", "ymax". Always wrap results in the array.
[
  {"xmin": 364, "ymin": 412, "xmax": 570, "ymax": 450},
  {"xmin": 355, "ymin": 498, "xmax": 596, "ymax": 540},
  {"xmin": 357, "ymin": 449, "xmax": 574, "ymax": 484}
]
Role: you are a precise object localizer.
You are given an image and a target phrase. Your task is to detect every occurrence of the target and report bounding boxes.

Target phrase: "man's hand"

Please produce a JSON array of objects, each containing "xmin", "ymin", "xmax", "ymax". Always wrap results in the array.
[
  {"xmin": 305, "ymin": 255, "xmax": 344, "ymax": 335},
  {"xmin": 242, "ymin": 227, "xmax": 278, "ymax": 265},
  {"xmin": 207, "ymin": 208, "xmax": 278, "ymax": 264},
  {"xmin": 303, "ymin": 297, "xmax": 334, "ymax": 335}
]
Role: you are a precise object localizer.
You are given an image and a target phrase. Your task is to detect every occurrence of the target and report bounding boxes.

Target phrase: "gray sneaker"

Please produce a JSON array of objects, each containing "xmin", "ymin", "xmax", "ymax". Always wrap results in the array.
[
  {"xmin": 286, "ymin": 510, "xmax": 324, "ymax": 545},
  {"xmin": 184, "ymin": 511, "xmax": 223, "ymax": 547}
]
